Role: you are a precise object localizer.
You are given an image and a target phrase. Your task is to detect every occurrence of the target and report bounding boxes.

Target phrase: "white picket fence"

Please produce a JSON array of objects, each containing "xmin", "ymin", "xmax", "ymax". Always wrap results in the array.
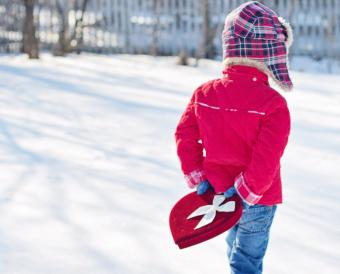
[{"xmin": 0, "ymin": 0, "xmax": 340, "ymax": 58}]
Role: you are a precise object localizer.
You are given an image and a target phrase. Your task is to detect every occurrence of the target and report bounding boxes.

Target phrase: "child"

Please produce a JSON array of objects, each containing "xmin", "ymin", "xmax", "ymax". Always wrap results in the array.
[{"xmin": 174, "ymin": 1, "xmax": 293, "ymax": 273}]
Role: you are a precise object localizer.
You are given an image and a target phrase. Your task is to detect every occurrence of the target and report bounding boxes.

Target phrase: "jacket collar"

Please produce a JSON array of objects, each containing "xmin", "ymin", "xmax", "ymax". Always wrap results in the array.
[{"xmin": 222, "ymin": 65, "xmax": 269, "ymax": 85}]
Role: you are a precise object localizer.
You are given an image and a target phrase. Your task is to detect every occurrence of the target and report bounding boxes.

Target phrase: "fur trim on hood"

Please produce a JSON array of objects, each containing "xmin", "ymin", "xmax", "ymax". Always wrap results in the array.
[
  {"xmin": 222, "ymin": 57, "xmax": 292, "ymax": 92},
  {"xmin": 278, "ymin": 17, "xmax": 294, "ymax": 48}
]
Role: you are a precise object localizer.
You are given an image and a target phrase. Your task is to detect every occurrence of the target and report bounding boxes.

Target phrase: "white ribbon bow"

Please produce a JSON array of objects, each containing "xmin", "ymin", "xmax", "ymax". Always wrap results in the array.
[{"xmin": 187, "ymin": 195, "xmax": 235, "ymax": 230}]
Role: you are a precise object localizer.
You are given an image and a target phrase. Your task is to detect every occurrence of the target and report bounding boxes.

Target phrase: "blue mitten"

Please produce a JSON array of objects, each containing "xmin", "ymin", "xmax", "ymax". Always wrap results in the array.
[
  {"xmin": 223, "ymin": 186, "xmax": 250, "ymax": 209},
  {"xmin": 223, "ymin": 186, "xmax": 236, "ymax": 198},
  {"xmin": 196, "ymin": 180, "xmax": 212, "ymax": 195}
]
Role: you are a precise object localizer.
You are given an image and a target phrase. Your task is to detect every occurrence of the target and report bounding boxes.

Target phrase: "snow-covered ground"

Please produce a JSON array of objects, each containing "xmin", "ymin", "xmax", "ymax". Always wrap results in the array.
[{"xmin": 0, "ymin": 54, "xmax": 339, "ymax": 274}]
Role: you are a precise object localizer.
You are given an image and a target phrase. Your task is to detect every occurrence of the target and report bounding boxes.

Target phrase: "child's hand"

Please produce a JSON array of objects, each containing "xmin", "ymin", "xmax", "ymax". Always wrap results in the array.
[
  {"xmin": 223, "ymin": 186, "xmax": 250, "ymax": 209},
  {"xmin": 196, "ymin": 180, "xmax": 212, "ymax": 195}
]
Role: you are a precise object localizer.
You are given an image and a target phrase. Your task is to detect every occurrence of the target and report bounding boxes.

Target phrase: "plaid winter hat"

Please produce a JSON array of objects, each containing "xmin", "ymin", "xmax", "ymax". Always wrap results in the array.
[{"xmin": 222, "ymin": 1, "xmax": 294, "ymax": 91}]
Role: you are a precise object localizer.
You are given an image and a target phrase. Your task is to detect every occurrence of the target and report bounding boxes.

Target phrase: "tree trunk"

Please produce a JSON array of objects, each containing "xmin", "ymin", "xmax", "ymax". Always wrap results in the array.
[
  {"xmin": 53, "ymin": 0, "xmax": 70, "ymax": 56},
  {"xmin": 150, "ymin": 0, "xmax": 160, "ymax": 56},
  {"xmin": 22, "ymin": 0, "xmax": 39, "ymax": 59},
  {"xmin": 196, "ymin": 0, "xmax": 216, "ymax": 61},
  {"xmin": 53, "ymin": 0, "xmax": 89, "ymax": 56},
  {"xmin": 177, "ymin": 48, "xmax": 189, "ymax": 66}
]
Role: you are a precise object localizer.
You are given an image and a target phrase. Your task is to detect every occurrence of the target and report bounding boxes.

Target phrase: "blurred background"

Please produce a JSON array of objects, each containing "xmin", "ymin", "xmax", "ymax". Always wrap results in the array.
[
  {"xmin": 1, "ymin": 0, "xmax": 340, "ymax": 62},
  {"xmin": 0, "ymin": 1, "xmax": 339, "ymax": 274}
]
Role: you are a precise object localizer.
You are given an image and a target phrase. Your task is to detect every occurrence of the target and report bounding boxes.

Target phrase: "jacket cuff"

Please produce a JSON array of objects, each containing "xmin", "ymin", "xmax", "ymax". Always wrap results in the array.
[
  {"xmin": 234, "ymin": 172, "xmax": 262, "ymax": 205},
  {"xmin": 184, "ymin": 169, "xmax": 206, "ymax": 189}
]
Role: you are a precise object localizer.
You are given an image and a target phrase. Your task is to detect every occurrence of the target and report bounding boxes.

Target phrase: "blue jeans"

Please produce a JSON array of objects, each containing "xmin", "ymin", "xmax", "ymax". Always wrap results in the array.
[{"xmin": 226, "ymin": 203, "xmax": 277, "ymax": 274}]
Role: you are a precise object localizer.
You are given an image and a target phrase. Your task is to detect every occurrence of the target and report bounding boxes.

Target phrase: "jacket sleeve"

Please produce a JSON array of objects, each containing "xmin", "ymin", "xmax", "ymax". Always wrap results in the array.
[
  {"xmin": 175, "ymin": 92, "xmax": 206, "ymax": 188},
  {"xmin": 234, "ymin": 101, "xmax": 291, "ymax": 205}
]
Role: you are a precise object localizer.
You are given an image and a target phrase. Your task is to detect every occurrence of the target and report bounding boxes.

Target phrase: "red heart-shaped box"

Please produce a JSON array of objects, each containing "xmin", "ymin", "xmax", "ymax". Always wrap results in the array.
[{"xmin": 169, "ymin": 190, "xmax": 243, "ymax": 249}]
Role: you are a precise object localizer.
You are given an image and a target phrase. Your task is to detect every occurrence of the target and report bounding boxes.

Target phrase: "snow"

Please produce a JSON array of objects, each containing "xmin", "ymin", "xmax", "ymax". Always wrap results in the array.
[{"xmin": 0, "ymin": 53, "xmax": 339, "ymax": 274}]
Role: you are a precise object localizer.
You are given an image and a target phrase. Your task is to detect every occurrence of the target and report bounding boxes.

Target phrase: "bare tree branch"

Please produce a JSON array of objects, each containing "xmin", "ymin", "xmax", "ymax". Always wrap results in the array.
[{"xmin": 53, "ymin": 0, "xmax": 89, "ymax": 56}]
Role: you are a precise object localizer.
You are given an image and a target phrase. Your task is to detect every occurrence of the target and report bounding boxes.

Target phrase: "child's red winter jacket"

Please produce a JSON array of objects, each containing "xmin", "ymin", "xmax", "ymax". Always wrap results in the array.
[{"xmin": 175, "ymin": 65, "xmax": 291, "ymax": 205}]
